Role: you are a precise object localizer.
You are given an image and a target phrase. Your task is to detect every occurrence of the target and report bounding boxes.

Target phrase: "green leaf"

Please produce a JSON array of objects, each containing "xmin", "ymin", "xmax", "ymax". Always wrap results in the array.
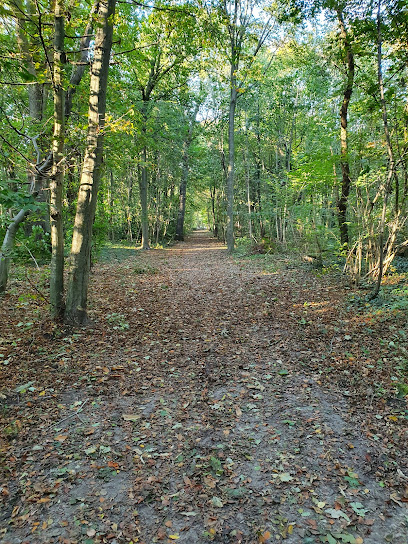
[
  {"xmin": 210, "ymin": 456, "xmax": 223, "ymax": 475},
  {"xmin": 210, "ymin": 496, "xmax": 223, "ymax": 507},
  {"xmin": 226, "ymin": 487, "xmax": 248, "ymax": 498},
  {"xmin": 349, "ymin": 502, "xmax": 367, "ymax": 517},
  {"xmin": 325, "ymin": 508, "xmax": 350, "ymax": 522},
  {"xmin": 15, "ymin": 381, "xmax": 35, "ymax": 393},
  {"xmin": 331, "ymin": 533, "xmax": 357, "ymax": 544}
]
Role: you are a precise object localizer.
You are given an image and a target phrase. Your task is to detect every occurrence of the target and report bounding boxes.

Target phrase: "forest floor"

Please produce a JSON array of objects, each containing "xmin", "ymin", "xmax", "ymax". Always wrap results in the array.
[{"xmin": 1, "ymin": 231, "xmax": 408, "ymax": 544}]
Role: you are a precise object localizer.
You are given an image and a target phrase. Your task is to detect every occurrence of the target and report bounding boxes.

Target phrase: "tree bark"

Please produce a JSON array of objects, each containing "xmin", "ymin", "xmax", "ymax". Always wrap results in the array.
[
  {"xmin": 175, "ymin": 107, "xmax": 197, "ymax": 241},
  {"xmin": 49, "ymin": 0, "xmax": 65, "ymax": 318},
  {"xmin": 139, "ymin": 145, "xmax": 151, "ymax": 249},
  {"xmin": 64, "ymin": 0, "xmax": 116, "ymax": 324},
  {"xmin": 0, "ymin": 209, "xmax": 29, "ymax": 292},
  {"xmin": 226, "ymin": 64, "xmax": 238, "ymax": 253},
  {"xmin": 0, "ymin": 0, "xmax": 96, "ymax": 294},
  {"xmin": 336, "ymin": 10, "xmax": 355, "ymax": 248},
  {"xmin": 65, "ymin": 1, "xmax": 98, "ymax": 118},
  {"xmin": 175, "ymin": 154, "xmax": 188, "ymax": 241},
  {"xmin": 371, "ymin": 0, "xmax": 397, "ymax": 298}
]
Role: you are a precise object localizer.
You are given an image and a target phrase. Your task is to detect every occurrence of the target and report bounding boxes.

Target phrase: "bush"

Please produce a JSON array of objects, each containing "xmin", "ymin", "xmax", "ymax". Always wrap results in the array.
[{"xmin": 15, "ymin": 225, "xmax": 51, "ymax": 264}]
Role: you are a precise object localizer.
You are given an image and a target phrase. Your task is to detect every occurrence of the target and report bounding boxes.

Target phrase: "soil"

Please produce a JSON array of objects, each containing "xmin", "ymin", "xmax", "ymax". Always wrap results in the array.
[{"xmin": 1, "ymin": 231, "xmax": 407, "ymax": 544}]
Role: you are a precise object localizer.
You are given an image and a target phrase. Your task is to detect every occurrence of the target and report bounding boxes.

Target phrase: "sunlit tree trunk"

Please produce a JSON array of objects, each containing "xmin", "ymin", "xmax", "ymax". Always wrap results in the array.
[
  {"xmin": 226, "ymin": 64, "xmax": 238, "ymax": 253},
  {"xmin": 65, "ymin": 0, "xmax": 116, "ymax": 324},
  {"xmin": 49, "ymin": 0, "xmax": 65, "ymax": 318},
  {"xmin": 336, "ymin": 10, "xmax": 354, "ymax": 248},
  {"xmin": 139, "ymin": 143, "xmax": 150, "ymax": 250},
  {"xmin": 372, "ymin": 0, "xmax": 397, "ymax": 298}
]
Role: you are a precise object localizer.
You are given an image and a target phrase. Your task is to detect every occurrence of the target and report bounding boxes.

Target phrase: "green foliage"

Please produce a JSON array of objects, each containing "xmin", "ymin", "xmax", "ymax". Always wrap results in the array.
[
  {"xmin": 0, "ymin": 185, "xmax": 39, "ymax": 213},
  {"xmin": 14, "ymin": 226, "xmax": 51, "ymax": 264},
  {"xmin": 133, "ymin": 264, "xmax": 158, "ymax": 275},
  {"xmin": 106, "ymin": 313, "xmax": 129, "ymax": 331}
]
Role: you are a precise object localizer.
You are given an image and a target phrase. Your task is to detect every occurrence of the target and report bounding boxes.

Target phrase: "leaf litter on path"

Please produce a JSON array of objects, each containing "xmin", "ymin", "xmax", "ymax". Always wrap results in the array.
[{"xmin": 0, "ymin": 231, "xmax": 407, "ymax": 543}]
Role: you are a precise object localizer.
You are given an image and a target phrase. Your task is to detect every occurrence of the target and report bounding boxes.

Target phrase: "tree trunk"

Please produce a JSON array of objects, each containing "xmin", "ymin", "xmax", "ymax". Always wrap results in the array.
[
  {"xmin": 226, "ymin": 63, "xmax": 238, "ymax": 253},
  {"xmin": 371, "ymin": 0, "xmax": 396, "ymax": 298},
  {"xmin": 175, "ymin": 158, "xmax": 188, "ymax": 241},
  {"xmin": 126, "ymin": 169, "xmax": 133, "ymax": 241},
  {"xmin": 139, "ymin": 145, "xmax": 150, "ymax": 249},
  {"xmin": 0, "ymin": 3, "xmax": 49, "ymax": 292},
  {"xmin": 0, "ymin": 1, "xmax": 95, "ymax": 294},
  {"xmin": 49, "ymin": 0, "xmax": 65, "ymax": 318},
  {"xmin": 336, "ymin": 10, "xmax": 355, "ymax": 248},
  {"xmin": 0, "ymin": 209, "xmax": 29, "ymax": 292},
  {"xmin": 64, "ymin": 0, "xmax": 116, "ymax": 324},
  {"xmin": 175, "ymin": 105, "xmax": 198, "ymax": 241}
]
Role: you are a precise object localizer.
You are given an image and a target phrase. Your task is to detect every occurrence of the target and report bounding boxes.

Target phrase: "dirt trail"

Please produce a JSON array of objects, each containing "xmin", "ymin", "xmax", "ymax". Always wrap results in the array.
[{"xmin": 1, "ymin": 232, "xmax": 407, "ymax": 544}]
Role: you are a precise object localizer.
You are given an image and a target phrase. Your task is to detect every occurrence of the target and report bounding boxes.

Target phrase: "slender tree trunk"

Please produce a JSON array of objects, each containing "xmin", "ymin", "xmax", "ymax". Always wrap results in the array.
[
  {"xmin": 65, "ymin": 1, "xmax": 98, "ymax": 118},
  {"xmin": 336, "ymin": 10, "xmax": 355, "ymax": 248},
  {"xmin": 0, "ymin": 1, "xmax": 95, "ymax": 294},
  {"xmin": 0, "ymin": 3, "xmax": 49, "ymax": 292},
  {"xmin": 0, "ymin": 210, "xmax": 29, "ymax": 292},
  {"xmin": 109, "ymin": 169, "xmax": 115, "ymax": 240},
  {"xmin": 175, "ymin": 105, "xmax": 198, "ymax": 241},
  {"xmin": 49, "ymin": 0, "xmax": 65, "ymax": 318},
  {"xmin": 226, "ymin": 63, "xmax": 238, "ymax": 253},
  {"xmin": 126, "ymin": 169, "xmax": 133, "ymax": 241},
  {"xmin": 175, "ymin": 156, "xmax": 188, "ymax": 241},
  {"xmin": 245, "ymin": 146, "xmax": 253, "ymax": 240},
  {"xmin": 255, "ymin": 102, "xmax": 264, "ymax": 238},
  {"xmin": 139, "ymin": 145, "xmax": 150, "ymax": 249},
  {"xmin": 64, "ymin": 0, "xmax": 116, "ymax": 324},
  {"xmin": 372, "ymin": 0, "xmax": 396, "ymax": 298}
]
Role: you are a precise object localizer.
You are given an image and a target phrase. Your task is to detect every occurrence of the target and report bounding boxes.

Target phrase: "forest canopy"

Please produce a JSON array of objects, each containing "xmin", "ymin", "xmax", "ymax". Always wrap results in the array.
[{"xmin": 0, "ymin": 0, "xmax": 407, "ymax": 322}]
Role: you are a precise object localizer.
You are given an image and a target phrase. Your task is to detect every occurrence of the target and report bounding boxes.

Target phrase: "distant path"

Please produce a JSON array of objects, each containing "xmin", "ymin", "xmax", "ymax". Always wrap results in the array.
[{"xmin": 2, "ymin": 231, "xmax": 407, "ymax": 544}]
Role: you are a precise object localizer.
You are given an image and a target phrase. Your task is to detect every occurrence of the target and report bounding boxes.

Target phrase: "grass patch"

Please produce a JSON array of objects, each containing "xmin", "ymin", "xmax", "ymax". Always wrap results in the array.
[{"xmin": 98, "ymin": 242, "xmax": 139, "ymax": 263}]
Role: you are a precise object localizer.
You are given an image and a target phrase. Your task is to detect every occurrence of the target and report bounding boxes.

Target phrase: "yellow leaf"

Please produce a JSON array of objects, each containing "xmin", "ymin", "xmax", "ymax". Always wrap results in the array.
[
  {"xmin": 39, "ymin": 391, "xmax": 45, "ymax": 396},
  {"xmin": 388, "ymin": 416, "xmax": 398, "ymax": 421},
  {"xmin": 288, "ymin": 525, "xmax": 294, "ymax": 535},
  {"xmin": 169, "ymin": 535, "xmax": 180, "ymax": 540}
]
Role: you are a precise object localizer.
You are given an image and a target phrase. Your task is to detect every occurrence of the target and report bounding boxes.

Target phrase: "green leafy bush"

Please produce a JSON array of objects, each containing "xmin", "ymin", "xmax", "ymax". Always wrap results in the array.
[{"xmin": 14, "ymin": 225, "xmax": 51, "ymax": 264}]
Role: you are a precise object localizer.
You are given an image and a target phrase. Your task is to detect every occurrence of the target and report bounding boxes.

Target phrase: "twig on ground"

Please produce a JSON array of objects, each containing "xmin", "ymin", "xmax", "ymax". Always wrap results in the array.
[{"xmin": 53, "ymin": 398, "xmax": 89, "ymax": 428}]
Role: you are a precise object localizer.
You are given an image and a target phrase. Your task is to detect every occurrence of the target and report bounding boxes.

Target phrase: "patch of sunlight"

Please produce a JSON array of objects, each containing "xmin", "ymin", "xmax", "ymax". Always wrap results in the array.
[{"xmin": 166, "ymin": 246, "xmax": 226, "ymax": 252}]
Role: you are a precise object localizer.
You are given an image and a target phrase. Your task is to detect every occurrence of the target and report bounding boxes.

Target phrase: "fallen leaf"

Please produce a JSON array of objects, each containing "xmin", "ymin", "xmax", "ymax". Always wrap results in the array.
[
  {"xmin": 259, "ymin": 530, "xmax": 271, "ymax": 542},
  {"xmin": 210, "ymin": 496, "xmax": 223, "ymax": 507},
  {"xmin": 122, "ymin": 414, "xmax": 141, "ymax": 421}
]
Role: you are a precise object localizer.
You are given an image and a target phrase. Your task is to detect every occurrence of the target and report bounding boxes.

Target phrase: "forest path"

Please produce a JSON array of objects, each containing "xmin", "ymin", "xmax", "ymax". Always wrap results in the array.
[{"xmin": 1, "ymin": 231, "xmax": 407, "ymax": 544}]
